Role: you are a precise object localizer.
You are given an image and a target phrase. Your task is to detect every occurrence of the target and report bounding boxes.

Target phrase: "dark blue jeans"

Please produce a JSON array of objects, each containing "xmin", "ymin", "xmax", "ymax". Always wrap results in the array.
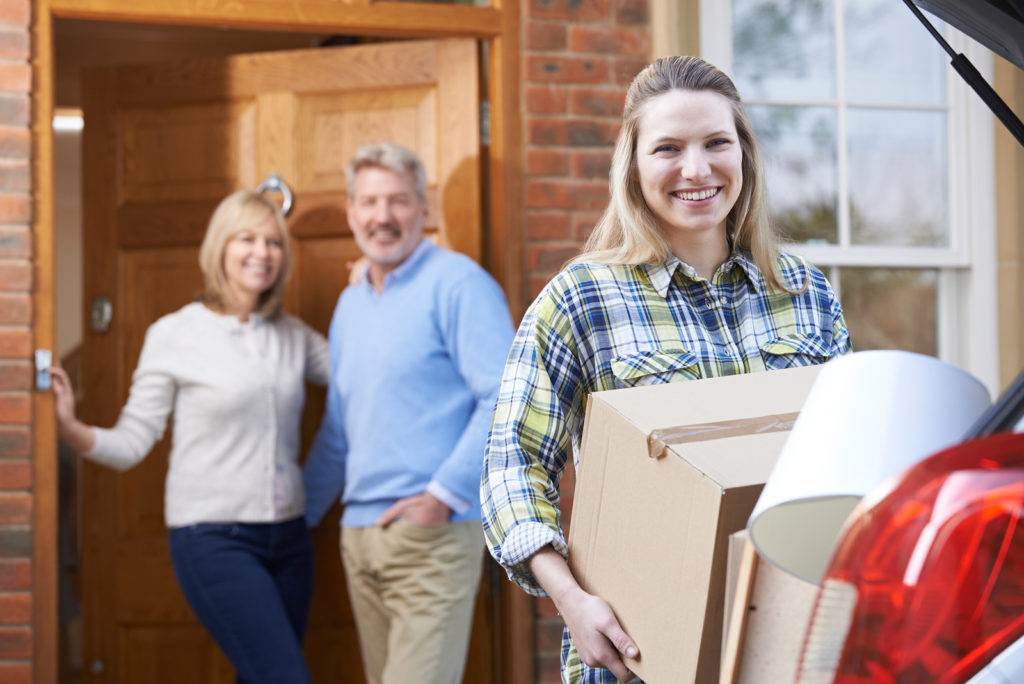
[{"xmin": 168, "ymin": 517, "xmax": 314, "ymax": 684}]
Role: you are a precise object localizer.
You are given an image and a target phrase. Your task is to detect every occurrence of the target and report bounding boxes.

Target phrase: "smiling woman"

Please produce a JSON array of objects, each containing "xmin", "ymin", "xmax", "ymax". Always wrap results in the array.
[
  {"xmin": 198, "ymin": 191, "xmax": 292, "ymax": 321},
  {"xmin": 635, "ymin": 88, "xmax": 744, "ymax": 278},
  {"xmin": 221, "ymin": 221, "xmax": 285, "ymax": 310},
  {"xmin": 49, "ymin": 190, "xmax": 330, "ymax": 684},
  {"xmin": 481, "ymin": 55, "xmax": 852, "ymax": 684}
]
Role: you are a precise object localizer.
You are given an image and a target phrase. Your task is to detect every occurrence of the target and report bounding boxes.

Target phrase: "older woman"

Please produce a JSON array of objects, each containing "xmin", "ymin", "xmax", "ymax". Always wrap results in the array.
[
  {"xmin": 52, "ymin": 190, "xmax": 328, "ymax": 683},
  {"xmin": 482, "ymin": 56, "xmax": 852, "ymax": 683}
]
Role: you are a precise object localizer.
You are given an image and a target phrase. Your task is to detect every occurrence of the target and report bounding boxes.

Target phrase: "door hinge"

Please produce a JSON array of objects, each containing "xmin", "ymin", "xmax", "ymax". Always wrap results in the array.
[{"xmin": 480, "ymin": 100, "xmax": 490, "ymax": 146}]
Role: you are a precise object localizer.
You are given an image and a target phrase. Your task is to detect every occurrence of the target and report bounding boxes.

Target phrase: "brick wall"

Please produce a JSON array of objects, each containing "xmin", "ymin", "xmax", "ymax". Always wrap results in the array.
[
  {"xmin": 0, "ymin": 0, "xmax": 33, "ymax": 682},
  {"xmin": 522, "ymin": 0, "xmax": 649, "ymax": 300},
  {"xmin": 520, "ymin": 1, "xmax": 650, "ymax": 681}
]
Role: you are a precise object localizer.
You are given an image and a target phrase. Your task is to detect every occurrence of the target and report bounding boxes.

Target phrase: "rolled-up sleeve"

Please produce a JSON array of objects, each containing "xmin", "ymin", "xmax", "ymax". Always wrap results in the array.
[{"xmin": 481, "ymin": 289, "xmax": 584, "ymax": 596}]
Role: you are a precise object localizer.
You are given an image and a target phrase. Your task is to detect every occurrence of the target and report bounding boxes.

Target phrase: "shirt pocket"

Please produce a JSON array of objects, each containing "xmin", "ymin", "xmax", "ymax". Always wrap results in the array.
[
  {"xmin": 759, "ymin": 332, "xmax": 832, "ymax": 370},
  {"xmin": 610, "ymin": 349, "xmax": 701, "ymax": 387}
]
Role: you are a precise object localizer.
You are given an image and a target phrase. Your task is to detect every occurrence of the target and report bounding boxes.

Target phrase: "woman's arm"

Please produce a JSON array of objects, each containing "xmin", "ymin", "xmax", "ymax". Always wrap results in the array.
[
  {"xmin": 529, "ymin": 546, "xmax": 639, "ymax": 681},
  {"xmin": 303, "ymin": 322, "xmax": 331, "ymax": 387},
  {"xmin": 483, "ymin": 270, "xmax": 642, "ymax": 680},
  {"xmin": 63, "ymin": 319, "xmax": 176, "ymax": 471}
]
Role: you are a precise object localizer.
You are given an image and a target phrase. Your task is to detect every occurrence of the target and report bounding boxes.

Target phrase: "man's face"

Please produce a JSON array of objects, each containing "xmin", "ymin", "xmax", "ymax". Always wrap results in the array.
[{"xmin": 347, "ymin": 165, "xmax": 427, "ymax": 272}]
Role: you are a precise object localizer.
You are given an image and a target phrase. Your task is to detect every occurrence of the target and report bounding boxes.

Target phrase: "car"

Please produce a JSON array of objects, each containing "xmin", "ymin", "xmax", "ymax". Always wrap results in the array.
[{"xmin": 793, "ymin": 3, "xmax": 1024, "ymax": 683}]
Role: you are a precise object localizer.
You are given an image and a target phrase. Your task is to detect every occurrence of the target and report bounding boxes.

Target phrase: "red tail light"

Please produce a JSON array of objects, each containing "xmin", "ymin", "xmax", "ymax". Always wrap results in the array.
[{"xmin": 797, "ymin": 432, "xmax": 1024, "ymax": 684}]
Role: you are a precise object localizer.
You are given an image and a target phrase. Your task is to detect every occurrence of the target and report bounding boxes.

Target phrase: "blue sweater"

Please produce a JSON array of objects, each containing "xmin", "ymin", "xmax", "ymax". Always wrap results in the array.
[{"xmin": 303, "ymin": 241, "xmax": 514, "ymax": 527}]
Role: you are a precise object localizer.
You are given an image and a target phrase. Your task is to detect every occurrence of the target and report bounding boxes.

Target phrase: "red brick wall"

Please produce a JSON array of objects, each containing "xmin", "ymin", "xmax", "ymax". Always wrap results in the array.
[
  {"xmin": 520, "ymin": 1, "xmax": 650, "ymax": 681},
  {"xmin": 0, "ymin": 0, "xmax": 33, "ymax": 682}
]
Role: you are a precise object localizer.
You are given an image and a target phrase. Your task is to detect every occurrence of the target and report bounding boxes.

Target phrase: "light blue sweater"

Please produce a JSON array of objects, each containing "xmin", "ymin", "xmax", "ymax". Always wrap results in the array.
[{"xmin": 303, "ymin": 241, "xmax": 514, "ymax": 527}]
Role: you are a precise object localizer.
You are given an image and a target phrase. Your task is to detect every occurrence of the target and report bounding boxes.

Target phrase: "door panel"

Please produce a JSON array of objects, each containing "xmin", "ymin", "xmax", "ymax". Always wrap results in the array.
[
  {"xmin": 121, "ymin": 102, "xmax": 257, "ymax": 203},
  {"xmin": 81, "ymin": 39, "xmax": 491, "ymax": 683},
  {"xmin": 122, "ymin": 626, "xmax": 232, "ymax": 683},
  {"xmin": 294, "ymin": 88, "xmax": 439, "ymax": 192}
]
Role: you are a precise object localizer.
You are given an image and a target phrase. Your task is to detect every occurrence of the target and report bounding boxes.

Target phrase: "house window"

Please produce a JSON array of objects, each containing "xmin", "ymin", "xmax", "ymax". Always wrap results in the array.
[{"xmin": 700, "ymin": 0, "xmax": 999, "ymax": 393}]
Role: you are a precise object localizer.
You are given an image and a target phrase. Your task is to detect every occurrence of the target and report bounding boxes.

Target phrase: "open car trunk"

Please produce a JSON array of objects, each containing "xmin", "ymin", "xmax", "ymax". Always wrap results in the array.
[{"xmin": 909, "ymin": 0, "xmax": 1024, "ymax": 436}]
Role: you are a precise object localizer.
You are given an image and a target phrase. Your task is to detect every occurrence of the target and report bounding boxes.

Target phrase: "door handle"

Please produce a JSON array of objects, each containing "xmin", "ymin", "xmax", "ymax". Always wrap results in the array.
[
  {"xmin": 256, "ymin": 173, "xmax": 294, "ymax": 217},
  {"xmin": 35, "ymin": 349, "xmax": 52, "ymax": 391},
  {"xmin": 91, "ymin": 296, "xmax": 113, "ymax": 333}
]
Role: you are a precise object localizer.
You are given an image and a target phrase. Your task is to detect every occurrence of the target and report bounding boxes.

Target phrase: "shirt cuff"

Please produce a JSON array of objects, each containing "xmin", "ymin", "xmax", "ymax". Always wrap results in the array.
[
  {"xmin": 493, "ymin": 520, "xmax": 568, "ymax": 597},
  {"xmin": 84, "ymin": 426, "xmax": 101, "ymax": 458},
  {"xmin": 427, "ymin": 480, "xmax": 472, "ymax": 516}
]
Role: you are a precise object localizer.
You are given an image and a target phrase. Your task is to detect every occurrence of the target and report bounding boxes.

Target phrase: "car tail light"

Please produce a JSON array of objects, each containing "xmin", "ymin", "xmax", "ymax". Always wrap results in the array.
[{"xmin": 797, "ymin": 432, "xmax": 1024, "ymax": 684}]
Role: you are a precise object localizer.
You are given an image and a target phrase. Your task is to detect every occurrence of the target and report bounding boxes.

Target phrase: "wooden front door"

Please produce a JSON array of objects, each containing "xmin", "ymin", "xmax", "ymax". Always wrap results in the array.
[{"xmin": 79, "ymin": 39, "xmax": 495, "ymax": 683}]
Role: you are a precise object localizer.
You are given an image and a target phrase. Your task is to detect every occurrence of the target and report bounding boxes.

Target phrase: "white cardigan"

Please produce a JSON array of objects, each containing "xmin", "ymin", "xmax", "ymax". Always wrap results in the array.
[{"xmin": 88, "ymin": 302, "xmax": 330, "ymax": 527}]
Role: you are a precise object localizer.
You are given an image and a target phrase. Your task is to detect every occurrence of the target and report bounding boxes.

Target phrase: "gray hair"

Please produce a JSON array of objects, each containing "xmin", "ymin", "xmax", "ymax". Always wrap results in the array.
[{"xmin": 345, "ymin": 142, "xmax": 427, "ymax": 198}]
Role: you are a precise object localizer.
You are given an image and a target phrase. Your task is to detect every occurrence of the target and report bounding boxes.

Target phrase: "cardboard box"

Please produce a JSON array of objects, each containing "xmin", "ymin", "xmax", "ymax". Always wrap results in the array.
[
  {"xmin": 567, "ymin": 364, "xmax": 823, "ymax": 683},
  {"xmin": 721, "ymin": 530, "xmax": 818, "ymax": 684}
]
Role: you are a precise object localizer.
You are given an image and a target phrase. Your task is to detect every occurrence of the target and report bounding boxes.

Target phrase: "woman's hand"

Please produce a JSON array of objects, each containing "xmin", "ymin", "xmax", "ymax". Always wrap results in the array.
[
  {"xmin": 51, "ymin": 365, "xmax": 97, "ymax": 454},
  {"xmin": 51, "ymin": 366, "xmax": 77, "ymax": 424},
  {"xmin": 529, "ymin": 547, "xmax": 639, "ymax": 681},
  {"xmin": 347, "ymin": 256, "xmax": 369, "ymax": 286}
]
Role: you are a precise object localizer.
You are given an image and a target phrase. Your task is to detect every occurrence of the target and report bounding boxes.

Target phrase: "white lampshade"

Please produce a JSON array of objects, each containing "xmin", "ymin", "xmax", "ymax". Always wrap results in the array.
[{"xmin": 748, "ymin": 350, "xmax": 991, "ymax": 584}]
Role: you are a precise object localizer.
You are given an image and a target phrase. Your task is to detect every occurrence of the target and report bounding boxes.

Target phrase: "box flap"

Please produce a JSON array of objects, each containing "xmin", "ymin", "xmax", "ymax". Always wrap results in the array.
[
  {"xmin": 594, "ymin": 364, "xmax": 821, "ymax": 439},
  {"xmin": 669, "ymin": 432, "xmax": 793, "ymax": 489}
]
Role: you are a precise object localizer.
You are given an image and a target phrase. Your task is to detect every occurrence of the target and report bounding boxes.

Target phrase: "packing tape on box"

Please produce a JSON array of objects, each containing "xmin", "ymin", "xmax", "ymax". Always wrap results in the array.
[{"xmin": 647, "ymin": 412, "xmax": 801, "ymax": 460}]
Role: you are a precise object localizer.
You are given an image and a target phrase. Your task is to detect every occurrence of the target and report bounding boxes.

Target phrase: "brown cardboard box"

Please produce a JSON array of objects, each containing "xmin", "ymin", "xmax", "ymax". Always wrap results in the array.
[
  {"xmin": 721, "ymin": 530, "xmax": 818, "ymax": 684},
  {"xmin": 567, "ymin": 364, "xmax": 823, "ymax": 683}
]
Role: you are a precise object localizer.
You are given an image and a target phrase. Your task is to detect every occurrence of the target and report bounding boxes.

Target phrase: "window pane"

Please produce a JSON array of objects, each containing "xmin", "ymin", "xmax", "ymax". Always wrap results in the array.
[
  {"xmin": 732, "ymin": 0, "xmax": 834, "ymax": 100},
  {"xmin": 843, "ymin": 0, "xmax": 946, "ymax": 105},
  {"xmin": 748, "ymin": 104, "xmax": 838, "ymax": 244},
  {"xmin": 847, "ymin": 108, "xmax": 947, "ymax": 246},
  {"xmin": 839, "ymin": 267, "xmax": 937, "ymax": 355}
]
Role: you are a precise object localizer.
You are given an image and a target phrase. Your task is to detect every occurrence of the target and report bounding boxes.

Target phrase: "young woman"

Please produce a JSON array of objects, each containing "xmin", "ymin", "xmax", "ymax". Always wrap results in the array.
[
  {"xmin": 52, "ymin": 190, "xmax": 329, "ymax": 683},
  {"xmin": 482, "ymin": 56, "xmax": 852, "ymax": 683}
]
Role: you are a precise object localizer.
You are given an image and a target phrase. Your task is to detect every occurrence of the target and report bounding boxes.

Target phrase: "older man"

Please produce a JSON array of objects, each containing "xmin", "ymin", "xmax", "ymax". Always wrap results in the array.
[{"xmin": 303, "ymin": 142, "xmax": 513, "ymax": 684}]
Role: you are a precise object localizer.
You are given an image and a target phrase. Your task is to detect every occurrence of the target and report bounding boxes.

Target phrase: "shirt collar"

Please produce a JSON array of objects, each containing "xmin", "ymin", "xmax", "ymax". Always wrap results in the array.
[
  {"xmin": 728, "ymin": 249, "xmax": 762, "ymax": 293},
  {"xmin": 639, "ymin": 248, "xmax": 762, "ymax": 298},
  {"xmin": 359, "ymin": 238, "xmax": 434, "ymax": 291},
  {"xmin": 194, "ymin": 302, "xmax": 266, "ymax": 331}
]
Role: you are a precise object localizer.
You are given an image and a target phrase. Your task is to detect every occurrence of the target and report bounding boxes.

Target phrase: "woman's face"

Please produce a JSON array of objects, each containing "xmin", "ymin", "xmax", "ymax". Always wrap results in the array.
[
  {"xmin": 222, "ymin": 215, "xmax": 285, "ymax": 303},
  {"xmin": 635, "ymin": 88, "xmax": 743, "ymax": 245}
]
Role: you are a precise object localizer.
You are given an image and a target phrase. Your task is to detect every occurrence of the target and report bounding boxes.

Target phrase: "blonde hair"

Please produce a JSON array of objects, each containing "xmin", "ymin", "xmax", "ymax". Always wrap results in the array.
[
  {"xmin": 346, "ymin": 142, "xmax": 427, "ymax": 199},
  {"xmin": 198, "ymin": 190, "xmax": 292, "ymax": 318},
  {"xmin": 575, "ymin": 55, "xmax": 794, "ymax": 293}
]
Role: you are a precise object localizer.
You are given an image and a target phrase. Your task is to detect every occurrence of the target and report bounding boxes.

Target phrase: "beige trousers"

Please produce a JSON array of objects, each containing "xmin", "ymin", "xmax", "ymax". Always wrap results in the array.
[{"xmin": 340, "ymin": 520, "xmax": 484, "ymax": 684}]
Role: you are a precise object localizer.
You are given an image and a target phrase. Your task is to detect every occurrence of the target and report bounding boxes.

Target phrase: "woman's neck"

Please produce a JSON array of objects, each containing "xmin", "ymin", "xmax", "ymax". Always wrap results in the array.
[
  {"xmin": 666, "ymin": 229, "xmax": 730, "ymax": 281},
  {"xmin": 213, "ymin": 293, "xmax": 258, "ymax": 322}
]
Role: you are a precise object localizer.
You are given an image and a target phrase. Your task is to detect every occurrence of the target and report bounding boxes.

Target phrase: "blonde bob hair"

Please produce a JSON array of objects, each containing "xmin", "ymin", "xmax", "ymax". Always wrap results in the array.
[
  {"xmin": 198, "ymin": 189, "xmax": 292, "ymax": 318},
  {"xmin": 575, "ymin": 55, "xmax": 792, "ymax": 292}
]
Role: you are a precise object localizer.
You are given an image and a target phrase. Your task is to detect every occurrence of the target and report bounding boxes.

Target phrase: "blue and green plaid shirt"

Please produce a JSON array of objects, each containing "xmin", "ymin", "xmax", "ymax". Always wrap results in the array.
[{"xmin": 481, "ymin": 249, "xmax": 851, "ymax": 683}]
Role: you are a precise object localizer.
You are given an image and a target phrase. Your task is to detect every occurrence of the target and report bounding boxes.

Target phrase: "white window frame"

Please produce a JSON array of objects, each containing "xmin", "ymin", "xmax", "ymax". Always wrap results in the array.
[{"xmin": 700, "ymin": 0, "xmax": 999, "ymax": 396}]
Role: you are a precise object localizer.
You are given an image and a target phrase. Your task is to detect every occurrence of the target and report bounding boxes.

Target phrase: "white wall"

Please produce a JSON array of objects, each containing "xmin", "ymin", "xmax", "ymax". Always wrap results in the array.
[{"xmin": 54, "ymin": 118, "xmax": 82, "ymax": 360}]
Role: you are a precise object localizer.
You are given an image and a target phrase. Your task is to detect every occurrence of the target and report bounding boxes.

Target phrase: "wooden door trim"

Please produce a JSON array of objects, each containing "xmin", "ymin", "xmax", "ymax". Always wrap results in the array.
[
  {"xmin": 30, "ymin": 8, "xmax": 59, "ymax": 684},
  {"xmin": 34, "ymin": 1, "xmax": 527, "ymax": 683},
  {"xmin": 48, "ymin": 0, "xmax": 503, "ymax": 39}
]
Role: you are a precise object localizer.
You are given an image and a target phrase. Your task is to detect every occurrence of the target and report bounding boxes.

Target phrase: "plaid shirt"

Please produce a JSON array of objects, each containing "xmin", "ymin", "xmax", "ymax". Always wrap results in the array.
[{"xmin": 481, "ymin": 249, "xmax": 851, "ymax": 684}]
